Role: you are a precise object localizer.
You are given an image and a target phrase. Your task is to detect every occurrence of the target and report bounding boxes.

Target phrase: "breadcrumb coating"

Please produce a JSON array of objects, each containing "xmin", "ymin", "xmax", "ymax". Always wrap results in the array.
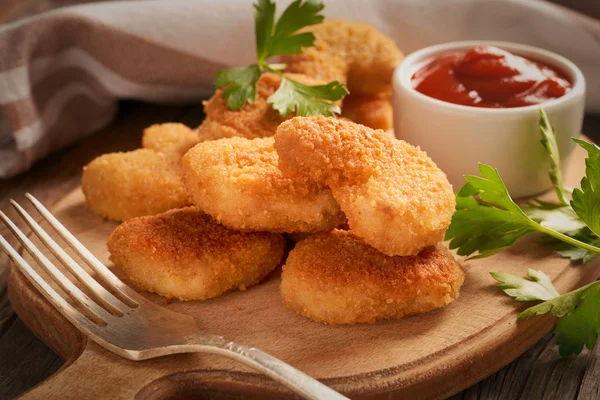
[
  {"xmin": 274, "ymin": 116, "xmax": 455, "ymax": 256},
  {"xmin": 280, "ymin": 230, "xmax": 464, "ymax": 324},
  {"xmin": 82, "ymin": 149, "xmax": 189, "ymax": 221},
  {"xmin": 197, "ymin": 72, "xmax": 327, "ymax": 141},
  {"xmin": 181, "ymin": 136, "xmax": 345, "ymax": 233},
  {"xmin": 107, "ymin": 207, "xmax": 286, "ymax": 301},
  {"xmin": 142, "ymin": 123, "xmax": 200, "ymax": 161},
  {"xmin": 341, "ymin": 95, "xmax": 393, "ymax": 131},
  {"xmin": 283, "ymin": 20, "xmax": 404, "ymax": 98}
]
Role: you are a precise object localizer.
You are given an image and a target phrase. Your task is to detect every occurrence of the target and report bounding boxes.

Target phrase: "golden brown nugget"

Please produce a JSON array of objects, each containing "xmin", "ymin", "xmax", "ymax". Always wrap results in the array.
[
  {"xmin": 142, "ymin": 123, "xmax": 200, "ymax": 161},
  {"xmin": 275, "ymin": 117, "xmax": 455, "ymax": 256},
  {"xmin": 197, "ymin": 72, "xmax": 327, "ymax": 141},
  {"xmin": 280, "ymin": 230, "xmax": 464, "ymax": 324},
  {"xmin": 181, "ymin": 136, "xmax": 345, "ymax": 233},
  {"xmin": 108, "ymin": 207, "xmax": 285, "ymax": 301},
  {"xmin": 82, "ymin": 149, "xmax": 189, "ymax": 221},
  {"xmin": 341, "ymin": 95, "xmax": 393, "ymax": 131},
  {"xmin": 283, "ymin": 20, "xmax": 404, "ymax": 98}
]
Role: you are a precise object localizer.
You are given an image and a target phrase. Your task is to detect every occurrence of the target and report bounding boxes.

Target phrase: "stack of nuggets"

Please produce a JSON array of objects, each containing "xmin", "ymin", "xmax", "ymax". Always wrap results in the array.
[
  {"xmin": 175, "ymin": 117, "xmax": 463, "ymax": 324},
  {"xmin": 273, "ymin": 117, "xmax": 463, "ymax": 324},
  {"xmin": 83, "ymin": 19, "xmax": 463, "ymax": 323},
  {"xmin": 95, "ymin": 116, "xmax": 464, "ymax": 323}
]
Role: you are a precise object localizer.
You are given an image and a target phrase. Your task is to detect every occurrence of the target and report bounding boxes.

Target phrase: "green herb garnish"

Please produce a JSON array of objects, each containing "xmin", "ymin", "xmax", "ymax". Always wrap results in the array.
[
  {"xmin": 214, "ymin": 0, "xmax": 348, "ymax": 116},
  {"xmin": 492, "ymin": 269, "xmax": 600, "ymax": 356},
  {"xmin": 448, "ymin": 108, "xmax": 600, "ymax": 356},
  {"xmin": 445, "ymin": 110, "xmax": 600, "ymax": 262}
]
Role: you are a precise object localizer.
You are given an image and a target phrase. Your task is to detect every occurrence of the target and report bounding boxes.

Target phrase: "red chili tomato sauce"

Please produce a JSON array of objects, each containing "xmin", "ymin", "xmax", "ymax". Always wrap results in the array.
[{"xmin": 411, "ymin": 46, "xmax": 572, "ymax": 108}]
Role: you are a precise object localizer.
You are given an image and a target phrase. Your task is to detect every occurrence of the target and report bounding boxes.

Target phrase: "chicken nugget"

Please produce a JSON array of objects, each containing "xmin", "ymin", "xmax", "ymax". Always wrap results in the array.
[
  {"xmin": 280, "ymin": 230, "xmax": 464, "ymax": 324},
  {"xmin": 197, "ymin": 72, "xmax": 327, "ymax": 141},
  {"xmin": 108, "ymin": 207, "xmax": 285, "ymax": 301},
  {"xmin": 283, "ymin": 20, "xmax": 404, "ymax": 98},
  {"xmin": 275, "ymin": 117, "xmax": 455, "ymax": 256},
  {"xmin": 181, "ymin": 136, "xmax": 345, "ymax": 233},
  {"xmin": 142, "ymin": 123, "xmax": 200, "ymax": 161},
  {"xmin": 341, "ymin": 95, "xmax": 393, "ymax": 131},
  {"xmin": 82, "ymin": 149, "xmax": 189, "ymax": 221}
]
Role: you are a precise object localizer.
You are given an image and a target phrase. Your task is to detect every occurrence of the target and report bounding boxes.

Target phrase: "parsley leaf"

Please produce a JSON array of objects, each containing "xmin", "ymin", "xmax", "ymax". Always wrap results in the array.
[
  {"xmin": 268, "ymin": 0, "xmax": 324, "ymax": 58},
  {"xmin": 214, "ymin": 65, "xmax": 262, "ymax": 110},
  {"xmin": 539, "ymin": 110, "xmax": 569, "ymax": 205},
  {"xmin": 253, "ymin": 0, "xmax": 276, "ymax": 63},
  {"xmin": 493, "ymin": 269, "xmax": 600, "ymax": 356},
  {"xmin": 518, "ymin": 278, "xmax": 600, "ymax": 356},
  {"xmin": 554, "ymin": 283, "xmax": 600, "ymax": 356},
  {"xmin": 491, "ymin": 268, "xmax": 560, "ymax": 301},
  {"xmin": 217, "ymin": 0, "xmax": 348, "ymax": 115},
  {"xmin": 445, "ymin": 164, "xmax": 537, "ymax": 259},
  {"xmin": 571, "ymin": 138, "xmax": 600, "ymax": 236},
  {"xmin": 254, "ymin": 0, "xmax": 323, "ymax": 63},
  {"xmin": 446, "ymin": 163, "xmax": 600, "ymax": 260},
  {"xmin": 268, "ymin": 77, "xmax": 348, "ymax": 117}
]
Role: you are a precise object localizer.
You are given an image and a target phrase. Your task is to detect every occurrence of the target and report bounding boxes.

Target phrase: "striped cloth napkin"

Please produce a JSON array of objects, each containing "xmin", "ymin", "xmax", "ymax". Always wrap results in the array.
[{"xmin": 1, "ymin": 0, "xmax": 599, "ymax": 178}]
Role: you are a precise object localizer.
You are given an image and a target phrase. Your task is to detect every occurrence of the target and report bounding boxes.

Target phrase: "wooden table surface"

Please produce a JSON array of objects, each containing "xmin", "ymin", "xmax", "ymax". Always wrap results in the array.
[{"xmin": 1, "ymin": 1, "xmax": 600, "ymax": 399}]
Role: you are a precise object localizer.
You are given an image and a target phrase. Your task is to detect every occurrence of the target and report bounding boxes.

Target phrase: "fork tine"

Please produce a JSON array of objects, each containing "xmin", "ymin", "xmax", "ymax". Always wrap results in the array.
[
  {"xmin": 11, "ymin": 200, "xmax": 126, "ymax": 316},
  {"xmin": 0, "ymin": 234, "xmax": 98, "ymax": 330},
  {"xmin": 25, "ymin": 193, "xmax": 138, "ymax": 308},
  {"xmin": 0, "ymin": 210, "xmax": 111, "ymax": 323}
]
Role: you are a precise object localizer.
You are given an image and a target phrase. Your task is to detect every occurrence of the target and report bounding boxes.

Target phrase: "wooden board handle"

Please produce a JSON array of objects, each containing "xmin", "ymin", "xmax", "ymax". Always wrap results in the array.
[
  {"xmin": 19, "ymin": 351, "xmax": 149, "ymax": 400},
  {"xmin": 20, "ymin": 344, "xmax": 299, "ymax": 400}
]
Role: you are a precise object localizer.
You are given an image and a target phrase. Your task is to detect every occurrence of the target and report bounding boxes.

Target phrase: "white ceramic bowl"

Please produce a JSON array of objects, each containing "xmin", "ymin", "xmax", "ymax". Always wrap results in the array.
[{"xmin": 393, "ymin": 41, "xmax": 585, "ymax": 198}]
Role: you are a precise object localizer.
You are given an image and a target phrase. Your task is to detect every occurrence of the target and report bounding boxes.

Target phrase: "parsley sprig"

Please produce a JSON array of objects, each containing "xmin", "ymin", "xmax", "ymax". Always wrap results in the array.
[
  {"xmin": 445, "ymin": 110, "xmax": 600, "ymax": 262},
  {"xmin": 492, "ymin": 269, "xmax": 600, "ymax": 356},
  {"xmin": 214, "ymin": 0, "xmax": 348, "ymax": 116},
  {"xmin": 447, "ymin": 109, "xmax": 600, "ymax": 356}
]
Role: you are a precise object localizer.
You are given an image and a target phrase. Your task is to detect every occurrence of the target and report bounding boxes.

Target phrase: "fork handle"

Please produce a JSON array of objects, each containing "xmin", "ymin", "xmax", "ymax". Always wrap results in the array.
[{"xmin": 184, "ymin": 334, "xmax": 350, "ymax": 400}]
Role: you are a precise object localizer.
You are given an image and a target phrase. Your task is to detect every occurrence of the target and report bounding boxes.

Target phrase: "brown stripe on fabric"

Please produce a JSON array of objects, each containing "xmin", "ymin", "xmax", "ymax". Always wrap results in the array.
[
  {"xmin": 0, "ymin": 11, "xmax": 225, "ymax": 87},
  {"xmin": 41, "ymin": 94, "xmax": 117, "ymax": 154},
  {"xmin": 0, "ymin": 67, "xmax": 115, "ymax": 134},
  {"xmin": 17, "ymin": 94, "xmax": 117, "ymax": 170},
  {"xmin": 1, "ymin": 98, "xmax": 38, "ymax": 135},
  {"xmin": 31, "ymin": 66, "xmax": 114, "ymax": 113}
]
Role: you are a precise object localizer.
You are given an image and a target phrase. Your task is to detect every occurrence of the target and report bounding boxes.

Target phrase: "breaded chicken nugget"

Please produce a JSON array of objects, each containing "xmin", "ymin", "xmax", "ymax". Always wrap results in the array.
[
  {"xmin": 275, "ymin": 117, "xmax": 455, "ymax": 256},
  {"xmin": 181, "ymin": 136, "xmax": 345, "ymax": 233},
  {"xmin": 108, "ymin": 207, "xmax": 285, "ymax": 301},
  {"xmin": 280, "ymin": 230, "xmax": 464, "ymax": 324},
  {"xmin": 142, "ymin": 123, "xmax": 199, "ymax": 161},
  {"xmin": 283, "ymin": 20, "xmax": 404, "ymax": 97},
  {"xmin": 197, "ymin": 72, "xmax": 327, "ymax": 141},
  {"xmin": 341, "ymin": 95, "xmax": 393, "ymax": 131},
  {"xmin": 82, "ymin": 149, "xmax": 189, "ymax": 221}
]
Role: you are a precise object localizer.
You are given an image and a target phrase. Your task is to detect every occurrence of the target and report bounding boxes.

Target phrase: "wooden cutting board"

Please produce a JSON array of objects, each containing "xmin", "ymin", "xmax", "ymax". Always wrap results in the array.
[{"xmin": 7, "ymin": 141, "xmax": 600, "ymax": 400}]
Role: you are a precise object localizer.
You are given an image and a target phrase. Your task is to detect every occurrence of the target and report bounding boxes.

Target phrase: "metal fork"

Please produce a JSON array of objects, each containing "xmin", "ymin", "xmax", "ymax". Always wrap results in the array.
[{"xmin": 0, "ymin": 194, "xmax": 348, "ymax": 400}]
